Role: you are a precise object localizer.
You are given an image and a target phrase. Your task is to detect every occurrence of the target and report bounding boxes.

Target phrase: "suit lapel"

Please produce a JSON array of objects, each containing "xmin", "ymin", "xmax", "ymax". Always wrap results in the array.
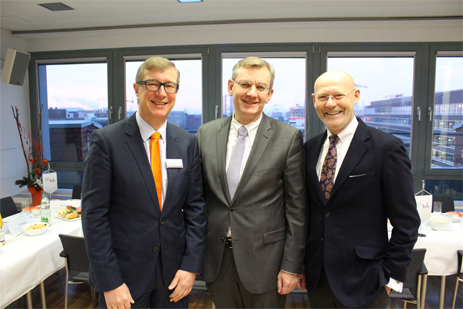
[
  {"xmin": 217, "ymin": 118, "xmax": 233, "ymax": 204},
  {"xmin": 232, "ymin": 114, "xmax": 273, "ymax": 203},
  {"xmin": 310, "ymin": 132, "xmax": 328, "ymax": 206},
  {"xmin": 124, "ymin": 114, "xmax": 161, "ymax": 215},
  {"xmin": 330, "ymin": 119, "xmax": 369, "ymax": 200},
  {"xmin": 164, "ymin": 123, "xmax": 179, "ymax": 211}
]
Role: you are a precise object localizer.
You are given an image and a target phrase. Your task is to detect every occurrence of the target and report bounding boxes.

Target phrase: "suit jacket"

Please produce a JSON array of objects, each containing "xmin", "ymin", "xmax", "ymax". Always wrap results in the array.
[
  {"xmin": 82, "ymin": 114, "xmax": 206, "ymax": 299},
  {"xmin": 197, "ymin": 114, "xmax": 307, "ymax": 294},
  {"xmin": 303, "ymin": 118, "xmax": 420, "ymax": 307}
]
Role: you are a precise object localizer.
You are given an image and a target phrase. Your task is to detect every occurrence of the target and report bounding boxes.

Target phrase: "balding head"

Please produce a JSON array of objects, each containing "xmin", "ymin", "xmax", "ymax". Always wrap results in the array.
[{"xmin": 312, "ymin": 70, "xmax": 360, "ymax": 135}]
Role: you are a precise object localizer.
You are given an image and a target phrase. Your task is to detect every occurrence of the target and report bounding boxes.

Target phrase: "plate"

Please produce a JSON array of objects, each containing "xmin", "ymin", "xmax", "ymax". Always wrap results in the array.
[{"xmin": 55, "ymin": 215, "xmax": 81, "ymax": 222}]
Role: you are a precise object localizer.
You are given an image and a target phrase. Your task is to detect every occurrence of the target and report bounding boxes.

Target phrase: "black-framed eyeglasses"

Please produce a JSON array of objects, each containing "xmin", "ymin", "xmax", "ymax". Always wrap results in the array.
[
  {"xmin": 315, "ymin": 88, "xmax": 356, "ymax": 103},
  {"xmin": 137, "ymin": 80, "xmax": 179, "ymax": 94},
  {"xmin": 233, "ymin": 80, "xmax": 269, "ymax": 93}
]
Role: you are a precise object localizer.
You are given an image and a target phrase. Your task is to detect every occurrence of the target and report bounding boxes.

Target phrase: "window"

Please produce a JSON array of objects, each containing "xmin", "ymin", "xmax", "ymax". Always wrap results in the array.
[
  {"xmin": 327, "ymin": 56, "xmax": 415, "ymax": 156},
  {"xmin": 430, "ymin": 56, "xmax": 463, "ymax": 169}
]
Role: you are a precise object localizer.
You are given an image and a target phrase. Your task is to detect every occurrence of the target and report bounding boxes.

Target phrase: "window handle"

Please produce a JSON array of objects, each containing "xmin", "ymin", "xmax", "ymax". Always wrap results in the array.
[
  {"xmin": 428, "ymin": 107, "xmax": 433, "ymax": 122},
  {"xmin": 215, "ymin": 105, "xmax": 218, "ymax": 119},
  {"xmin": 109, "ymin": 106, "xmax": 113, "ymax": 120},
  {"xmin": 118, "ymin": 107, "xmax": 122, "ymax": 120},
  {"xmin": 417, "ymin": 106, "xmax": 421, "ymax": 122}
]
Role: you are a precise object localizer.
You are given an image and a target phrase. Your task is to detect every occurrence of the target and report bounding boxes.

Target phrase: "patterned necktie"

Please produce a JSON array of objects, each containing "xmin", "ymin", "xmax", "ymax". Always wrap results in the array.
[
  {"xmin": 150, "ymin": 132, "xmax": 162, "ymax": 211},
  {"xmin": 320, "ymin": 135, "xmax": 339, "ymax": 201},
  {"xmin": 227, "ymin": 126, "xmax": 248, "ymax": 199}
]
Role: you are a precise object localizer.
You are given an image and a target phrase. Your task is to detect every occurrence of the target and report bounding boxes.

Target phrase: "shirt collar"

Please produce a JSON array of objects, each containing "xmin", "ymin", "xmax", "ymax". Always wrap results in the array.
[
  {"xmin": 327, "ymin": 117, "xmax": 358, "ymax": 143},
  {"xmin": 136, "ymin": 112, "xmax": 167, "ymax": 141},
  {"xmin": 230, "ymin": 112, "xmax": 262, "ymax": 138}
]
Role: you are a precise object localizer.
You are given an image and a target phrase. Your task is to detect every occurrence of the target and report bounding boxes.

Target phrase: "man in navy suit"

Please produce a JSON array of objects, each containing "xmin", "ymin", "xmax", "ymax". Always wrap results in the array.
[
  {"xmin": 298, "ymin": 70, "xmax": 420, "ymax": 308},
  {"xmin": 82, "ymin": 57, "xmax": 206, "ymax": 309}
]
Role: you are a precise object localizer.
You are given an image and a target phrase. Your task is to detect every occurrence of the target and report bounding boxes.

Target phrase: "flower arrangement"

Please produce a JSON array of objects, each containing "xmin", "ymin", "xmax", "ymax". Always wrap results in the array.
[{"xmin": 12, "ymin": 105, "xmax": 48, "ymax": 191}]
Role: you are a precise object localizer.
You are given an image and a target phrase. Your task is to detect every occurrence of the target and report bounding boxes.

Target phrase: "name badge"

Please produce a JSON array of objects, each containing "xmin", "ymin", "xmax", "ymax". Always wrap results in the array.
[{"xmin": 166, "ymin": 159, "xmax": 183, "ymax": 168}]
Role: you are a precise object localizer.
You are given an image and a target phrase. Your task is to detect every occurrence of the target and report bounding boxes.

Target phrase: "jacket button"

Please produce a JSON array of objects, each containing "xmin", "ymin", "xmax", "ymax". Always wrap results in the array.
[
  {"xmin": 326, "ymin": 212, "xmax": 331, "ymax": 217},
  {"xmin": 230, "ymin": 208, "xmax": 234, "ymax": 212},
  {"xmin": 153, "ymin": 247, "xmax": 159, "ymax": 253},
  {"xmin": 320, "ymin": 238, "xmax": 324, "ymax": 242},
  {"xmin": 160, "ymin": 219, "xmax": 164, "ymax": 224}
]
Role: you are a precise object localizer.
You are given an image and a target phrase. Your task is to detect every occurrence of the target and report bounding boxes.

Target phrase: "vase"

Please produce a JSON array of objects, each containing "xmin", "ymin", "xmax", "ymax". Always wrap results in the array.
[{"xmin": 28, "ymin": 186, "xmax": 43, "ymax": 207}]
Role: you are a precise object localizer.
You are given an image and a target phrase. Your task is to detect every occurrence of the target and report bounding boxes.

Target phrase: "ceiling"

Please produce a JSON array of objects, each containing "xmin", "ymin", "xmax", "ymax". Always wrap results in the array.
[{"xmin": 1, "ymin": 0, "xmax": 462, "ymax": 36}]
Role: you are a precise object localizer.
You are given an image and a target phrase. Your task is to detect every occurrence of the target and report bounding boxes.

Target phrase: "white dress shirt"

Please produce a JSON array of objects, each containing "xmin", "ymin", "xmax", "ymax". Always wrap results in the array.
[
  {"xmin": 226, "ymin": 113, "xmax": 262, "ymax": 178},
  {"xmin": 136, "ymin": 112, "xmax": 167, "ymax": 205}
]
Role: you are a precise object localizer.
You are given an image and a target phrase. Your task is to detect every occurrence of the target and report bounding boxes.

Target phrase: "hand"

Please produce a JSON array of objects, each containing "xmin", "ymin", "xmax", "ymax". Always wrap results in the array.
[
  {"xmin": 385, "ymin": 285, "xmax": 392, "ymax": 295},
  {"xmin": 103, "ymin": 283, "xmax": 134, "ymax": 309},
  {"xmin": 277, "ymin": 270, "xmax": 299, "ymax": 295},
  {"xmin": 168, "ymin": 270, "xmax": 197, "ymax": 302},
  {"xmin": 296, "ymin": 272, "xmax": 306, "ymax": 290}
]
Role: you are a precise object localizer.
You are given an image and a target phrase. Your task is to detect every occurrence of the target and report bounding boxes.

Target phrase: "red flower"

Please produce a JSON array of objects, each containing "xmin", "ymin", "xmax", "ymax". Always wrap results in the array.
[
  {"xmin": 42, "ymin": 159, "xmax": 48, "ymax": 166},
  {"xmin": 35, "ymin": 168, "xmax": 41, "ymax": 175},
  {"xmin": 31, "ymin": 158, "xmax": 37, "ymax": 165}
]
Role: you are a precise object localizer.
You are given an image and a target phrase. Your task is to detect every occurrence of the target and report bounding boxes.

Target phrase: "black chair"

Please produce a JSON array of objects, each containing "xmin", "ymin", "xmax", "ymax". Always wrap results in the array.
[
  {"xmin": 389, "ymin": 248, "xmax": 428, "ymax": 309},
  {"xmin": 452, "ymin": 250, "xmax": 463, "ymax": 309},
  {"xmin": 432, "ymin": 195, "xmax": 455, "ymax": 213},
  {"xmin": 59, "ymin": 234, "xmax": 97, "ymax": 308},
  {"xmin": 72, "ymin": 185, "xmax": 82, "ymax": 199},
  {"xmin": 0, "ymin": 196, "xmax": 19, "ymax": 218}
]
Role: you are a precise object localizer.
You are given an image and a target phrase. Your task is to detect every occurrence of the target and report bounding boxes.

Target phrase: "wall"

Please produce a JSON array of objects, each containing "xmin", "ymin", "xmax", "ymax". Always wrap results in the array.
[{"xmin": 0, "ymin": 29, "xmax": 30, "ymax": 198}]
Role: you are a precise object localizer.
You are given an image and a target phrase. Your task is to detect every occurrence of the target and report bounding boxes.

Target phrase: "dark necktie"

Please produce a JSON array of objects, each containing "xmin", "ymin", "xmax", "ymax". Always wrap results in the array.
[
  {"xmin": 227, "ymin": 126, "xmax": 248, "ymax": 199},
  {"xmin": 320, "ymin": 135, "xmax": 339, "ymax": 201}
]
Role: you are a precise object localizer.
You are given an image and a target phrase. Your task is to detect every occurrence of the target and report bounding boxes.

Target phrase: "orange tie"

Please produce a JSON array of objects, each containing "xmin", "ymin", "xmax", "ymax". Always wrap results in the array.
[{"xmin": 150, "ymin": 132, "xmax": 162, "ymax": 211}]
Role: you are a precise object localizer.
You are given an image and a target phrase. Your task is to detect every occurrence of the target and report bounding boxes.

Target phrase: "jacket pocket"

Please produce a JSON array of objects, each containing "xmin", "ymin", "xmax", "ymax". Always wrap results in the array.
[
  {"xmin": 112, "ymin": 236, "xmax": 130, "ymax": 252},
  {"xmin": 354, "ymin": 244, "xmax": 386, "ymax": 260},
  {"xmin": 256, "ymin": 167, "xmax": 281, "ymax": 176},
  {"xmin": 263, "ymin": 226, "xmax": 286, "ymax": 244}
]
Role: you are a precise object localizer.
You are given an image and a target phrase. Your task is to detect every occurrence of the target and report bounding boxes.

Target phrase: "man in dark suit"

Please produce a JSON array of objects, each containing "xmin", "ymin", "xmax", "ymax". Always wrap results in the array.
[
  {"xmin": 197, "ymin": 57, "xmax": 307, "ymax": 308},
  {"xmin": 298, "ymin": 70, "xmax": 420, "ymax": 308},
  {"xmin": 82, "ymin": 56, "xmax": 206, "ymax": 309}
]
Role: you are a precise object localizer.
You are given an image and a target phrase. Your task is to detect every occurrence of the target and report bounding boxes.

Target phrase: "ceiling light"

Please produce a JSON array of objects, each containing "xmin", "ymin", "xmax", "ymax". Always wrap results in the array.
[
  {"xmin": 38, "ymin": 2, "xmax": 74, "ymax": 11},
  {"xmin": 178, "ymin": 0, "xmax": 203, "ymax": 3}
]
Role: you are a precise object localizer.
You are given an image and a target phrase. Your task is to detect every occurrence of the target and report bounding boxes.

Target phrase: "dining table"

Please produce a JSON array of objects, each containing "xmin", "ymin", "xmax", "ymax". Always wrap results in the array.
[
  {"xmin": 0, "ymin": 209, "xmax": 83, "ymax": 308},
  {"xmin": 413, "ymin": 216, "xmax": 463, "ymax": 309}
]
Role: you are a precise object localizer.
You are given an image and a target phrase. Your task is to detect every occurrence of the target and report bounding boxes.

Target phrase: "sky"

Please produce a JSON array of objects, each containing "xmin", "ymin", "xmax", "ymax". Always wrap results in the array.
[{"xmin": 45, "ymin": 56, "xmax": 462, "ymax": 115}]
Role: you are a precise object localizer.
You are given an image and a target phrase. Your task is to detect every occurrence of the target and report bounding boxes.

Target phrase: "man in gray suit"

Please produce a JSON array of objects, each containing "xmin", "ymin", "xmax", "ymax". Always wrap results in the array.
[{"xmin": 197, "ymin": 57, "xmax": 307, "ymax": 308}]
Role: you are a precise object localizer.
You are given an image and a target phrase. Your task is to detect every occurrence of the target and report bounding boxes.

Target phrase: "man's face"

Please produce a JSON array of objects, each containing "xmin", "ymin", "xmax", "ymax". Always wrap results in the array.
[
  {"xmin": 312, "ymin": 72, "xmax": 359, "ymax": 135},
  {"xmin": 134, "ymin": 66, "xmax": 178, "ymax": 129},
  {"xmin": 228, "ymin": 66, "xmax": 274, "ymax": 125}
]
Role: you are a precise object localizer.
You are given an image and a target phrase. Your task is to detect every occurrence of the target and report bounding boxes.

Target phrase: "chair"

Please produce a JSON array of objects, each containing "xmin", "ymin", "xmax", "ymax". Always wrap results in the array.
[
  {"xmin": 59, "ymin": 234, "xmax": 97, "ymax": 308},
  {"xmin": 389, "ymin": 248, "xmax": 428, "ymax": 309},
  {"xmin": 452, "ymin": 250, "xmax": 463, "ymax": 309},
  {"xmin": 432, "ymin": 195, "xmax": 455, "ymax": 213},
  {"xmin": 72, "ymin": 185, "xmax": 82, "ymax": 199},
  {"xmin": 0, "ymin": 196, "xmax": 19, "ymax": 218}
]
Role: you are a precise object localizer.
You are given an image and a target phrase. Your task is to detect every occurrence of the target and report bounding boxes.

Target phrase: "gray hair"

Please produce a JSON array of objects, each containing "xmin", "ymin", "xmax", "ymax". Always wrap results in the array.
[
  {"xmin": 232, "ymin": 57, "xmax": 275, "ymax": 90},
  {"xmin": 136, "ymin": 56, "xmax": 180, "ymax": 84}
]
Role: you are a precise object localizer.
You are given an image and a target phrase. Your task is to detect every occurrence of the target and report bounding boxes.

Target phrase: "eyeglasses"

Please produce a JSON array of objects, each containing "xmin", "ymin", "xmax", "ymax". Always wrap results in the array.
[
  {"xmin": 233, "ymin": 80, "xmax": 269, "ymax": 93},
  {"xmin": 137, "ymin": 80, "xmax": 179, "ymax": 94},
  {"xmin": 315, "ymin": 88, "xmax": 356, "ymax": 103}
]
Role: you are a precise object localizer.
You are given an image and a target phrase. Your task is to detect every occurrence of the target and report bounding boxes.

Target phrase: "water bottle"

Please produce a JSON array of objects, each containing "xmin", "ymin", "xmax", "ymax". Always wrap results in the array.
[{"xmin": 40, "ymin": 191, "xmax": 51, "ymax": 226}]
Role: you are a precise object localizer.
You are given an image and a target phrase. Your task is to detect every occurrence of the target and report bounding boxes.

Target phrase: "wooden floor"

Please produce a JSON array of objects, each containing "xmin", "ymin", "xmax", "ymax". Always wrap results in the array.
[{"xmin": 6, "ymin": 268, "xmax": 462, "ymax": 309}]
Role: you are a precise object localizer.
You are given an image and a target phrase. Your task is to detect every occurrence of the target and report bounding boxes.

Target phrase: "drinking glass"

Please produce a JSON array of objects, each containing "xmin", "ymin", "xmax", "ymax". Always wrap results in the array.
[
  {"xmin": 21, "ymin": 201, "xmax": 30, "ymax": 216},
  {"xmin": 433, "ymin": 201, "xmax": 442, "ymax": 215}
]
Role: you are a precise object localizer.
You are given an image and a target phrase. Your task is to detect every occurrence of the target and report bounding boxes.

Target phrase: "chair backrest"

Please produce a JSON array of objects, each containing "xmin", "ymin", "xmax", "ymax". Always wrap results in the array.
[
  {"xmin": 0, "ymin": 196, "xmax": 19, "ymax": 218},
  {"xmin": 59, "ymin": 234, "xmax": 90, "ymax": 273},
  {"xmin": 72, "ymin": 185, "xmax": 82, "ymax": 199},
  {"xmin": 403, "ymin": 248, "xmax": 427, "ymax": 293},
  {"xmin": 432, "ymin": 195, "xmax": 455, "ymax": 213}
]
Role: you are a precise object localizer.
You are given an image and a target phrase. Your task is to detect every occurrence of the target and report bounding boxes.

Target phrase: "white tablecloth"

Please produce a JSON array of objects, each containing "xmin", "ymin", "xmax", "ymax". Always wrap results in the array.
[
  {"xmin": 414, "ymin": 220, "xmax": 463, "ymax": 276},
  {"xmin": 0, "ymin": 211, "xmax": 83, "ymax": 308}
]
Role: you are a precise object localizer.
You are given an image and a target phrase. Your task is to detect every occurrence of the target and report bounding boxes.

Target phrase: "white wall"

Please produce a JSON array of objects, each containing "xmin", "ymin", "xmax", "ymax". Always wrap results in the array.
[
  {"xmin": 21, "ymin": 19, "xmax": 463, "ymax": 52},
  {"xmin": 1, "ymin": 29, "xmax": 30, "ymax": 198}
]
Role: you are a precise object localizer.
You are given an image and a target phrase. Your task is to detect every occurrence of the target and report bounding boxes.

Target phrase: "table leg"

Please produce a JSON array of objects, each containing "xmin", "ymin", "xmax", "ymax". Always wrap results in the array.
[
  {"xmin": 26, "ymin": 291, "xmax": 32, "ymax": 309},
  {"xmin": 40, "ymin": 281, "xmax": 47, "ymax": 308},
  {"xmin": 421, "ymin": 274, "xmax": 428, "ymax": 309},
  {"xmin": 439, "ymin": 275, "xmax": 446, "ymax": 309}
]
